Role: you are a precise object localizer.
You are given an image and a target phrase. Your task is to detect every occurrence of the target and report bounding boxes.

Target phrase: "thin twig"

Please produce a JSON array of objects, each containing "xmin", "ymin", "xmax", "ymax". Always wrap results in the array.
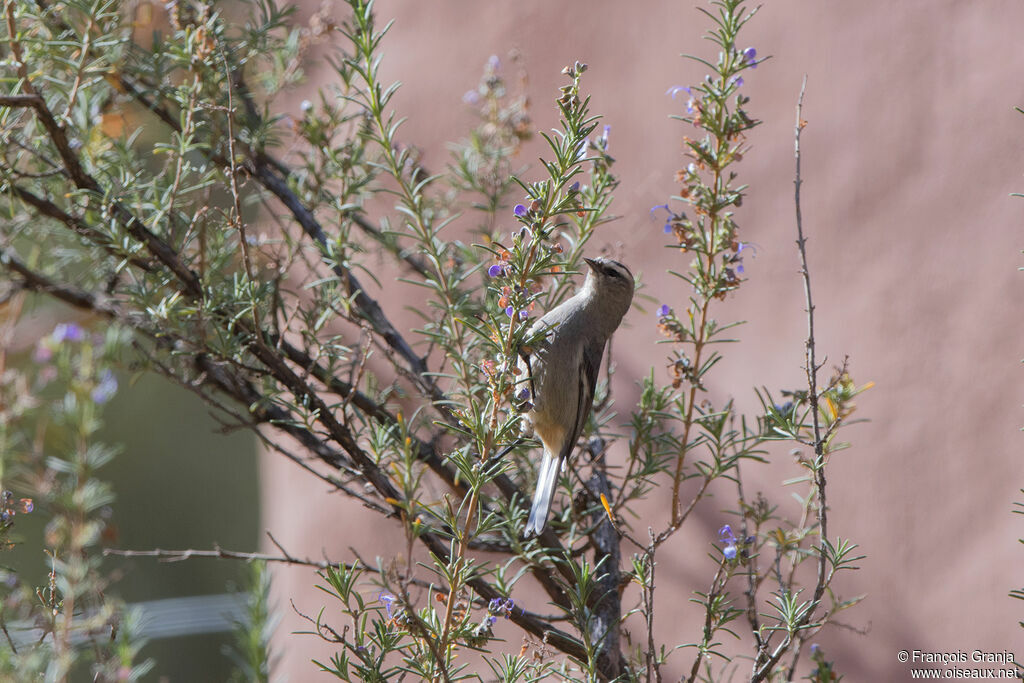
[
  {"xmin": 644, "ymin": 528, "xmax": 661, "ymax": 683},
  {"xmin": 751, "ymin": 73, "xmax": 831, "ymax": 683},
  {"xmin": 103, "ymin": 545, "xmax": 336, "ymax": 568},
  {"xmin": 735, "ymin": 463, "xmax": 763, "ymax": 657},
  {"xmin": 61, "ymin": 7, "xmax": 95, "ymax": 122}
]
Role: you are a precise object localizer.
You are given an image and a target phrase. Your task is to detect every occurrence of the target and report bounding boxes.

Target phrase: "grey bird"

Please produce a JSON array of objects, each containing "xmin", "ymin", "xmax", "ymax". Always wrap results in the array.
[{"xmin": 519, "ymin": 256, "xmax": 634, "ymax": 537}]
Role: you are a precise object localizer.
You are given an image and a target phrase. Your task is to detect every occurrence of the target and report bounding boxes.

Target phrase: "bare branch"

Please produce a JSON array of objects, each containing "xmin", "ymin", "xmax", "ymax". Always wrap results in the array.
[{"xmin": 751, "ymin": 73, "xmax": 831, "ymax": 683}]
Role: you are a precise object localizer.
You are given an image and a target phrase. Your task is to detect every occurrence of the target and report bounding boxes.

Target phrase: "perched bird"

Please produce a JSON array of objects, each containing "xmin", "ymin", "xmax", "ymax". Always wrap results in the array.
[{"xmin": 519, "ymin": 256, "xmax": 634, "ymax": 537}]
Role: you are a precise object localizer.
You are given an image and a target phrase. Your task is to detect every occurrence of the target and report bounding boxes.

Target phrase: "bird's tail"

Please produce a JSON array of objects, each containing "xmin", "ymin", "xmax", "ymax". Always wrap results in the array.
[{"xmin": 524, "ymin": 449, "xmax": 562, "ymax": 537}]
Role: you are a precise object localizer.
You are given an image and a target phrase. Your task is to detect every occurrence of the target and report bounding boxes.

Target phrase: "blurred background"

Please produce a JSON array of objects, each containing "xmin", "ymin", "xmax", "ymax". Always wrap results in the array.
[{"xmin": 9, "ymin": 0, "xmax": 1023, "ymax": 680}]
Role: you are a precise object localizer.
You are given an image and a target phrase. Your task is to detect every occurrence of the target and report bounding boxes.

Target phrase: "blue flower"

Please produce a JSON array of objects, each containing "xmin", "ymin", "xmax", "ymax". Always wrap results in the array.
[
  {"xmin": 734, "ymin": 242, "xmax": 755, "ymax": 275},
  {"xmin": 487, "ymin": 264, "xmax": 504, "ymax": 277},
  {"xmin": 719, "ymin": 524, "xmax": 739, "ymax": 561},
  {"xmin": 513, "ymin": 204, "xmax": 528, "ymax": 217},
  {"xmin": 488, "ymin": 597, "xmax": 515, "ymax": 618},
  {"xmin": 657, "ymin": 304, "xmax": 670, "ymax": 318},
  {"xmin": 576, "ymin": 138, "xmax": 589, "ymax": 161},
  {"xmin": 665, "ymin": 85, "xmax": 691, "ymax": 99},
  {"xmin": 650, "ymin": 204, "xmax": 673, "ymax": 234},
  {"xmin": 378, "ymin": 592, "xmax": 397, "ymax": 618},
  {"xmin": 774, "ymin": 401, "xmax": 795, "ymax": 417},
  {"xmin": 743, "ymin": 47, "xmax": 757, "ymax": 68},
  {"xmin": 518, "ymin": 310, "xmax": 528, "ymax": 320},
  {"xmin": 569, "ymin": 181, "xmax": 580, "ymax": 192},
  {"xmin": 732, "ymin": 76, "xmax": 744, "ymax": 88},
  {"xmin": 91, "ymin": 370, "xmax": 118, "ymax": 405},
  {"xmin": 52, "ymin": 322, "xmax": 85, "ymax": 344},
  {"xmin": 505, "ymin": 306, "xmax": 514, "ymax": 318}
]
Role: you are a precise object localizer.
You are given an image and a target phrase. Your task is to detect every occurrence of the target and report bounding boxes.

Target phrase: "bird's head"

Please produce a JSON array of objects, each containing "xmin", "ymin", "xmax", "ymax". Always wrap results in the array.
[{"xmin": 583, "ymin": 256, "xmax": 634, "ymax": 323}]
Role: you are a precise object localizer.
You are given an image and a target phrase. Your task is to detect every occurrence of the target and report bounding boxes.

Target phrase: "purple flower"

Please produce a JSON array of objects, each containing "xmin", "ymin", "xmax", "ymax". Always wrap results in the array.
[
  {"xmin": 487, "ymin": 54, "xmax": 500, "ymax": 71},
  {"xmin": 732, "ymin": 76, "xmax": 744, "ymax": 88},
  {"xmin": 52, "ymin": 322, "xmax": 85, "ymax": 344},
  {"xmin": 33, "ymin": 344, "xmax": 53, "ymax": 364},
  {"xmin": 91, "ymin": 370, "xmax": 118, "ymax": 405},
  {"xmin": 488, "ymin": 597, "xmax": 516, "ymax": 618},
  {"xmin": 666, "ymin": 85, "xmax": 691, "ymax": 99},
  {"xmin": 719, "ymin": 524, "xmax": 738, "ymax": 561},
  {"xmin": 576, "ymin": 138, "xmax": 589, "ymax": 161},
  {"xmin": 463, "ymin": 90, "xmax": 481, "ymax": 105},
  {"xmin": 505, "ymin": 306, "xmax": 514, "ymax": 318},
  {"xmin": 600, "ymin": 124, "xmax": 610, "ymax": 149},
  {"xmin": 518, "ymin": 310, "xmax": 528, "ymax": 320},
  {"xmin": 657, "ymin": 304, "xmax": 670, "ymax": 318},
  {"xmin": 568, "ymin": 181, "xmax": 580, "ymax": 192},
  {"xmin": 487, "ymin": 263, "xmax": 504, "ymax": 278},
  {"xmin": 20, "ymin": 500, "xmax": 33, "ymax": 513},
  {"xmin": 650, "ymin": 204, "xmax": 673, "ymax": 234},
  {"xmin": 743, "ymin": 47, "xmax": 757, "ymax": 68},
  {"xmin": 378, "ymin": 592, "xmax": 397, "ymax": 618},
  {"xmin": 513, "ymin": 204, "xmax": 528, "ymax": 217},
  {"xmin": 686, "ymin": 97, "xmax": 696, "ymax": 114},
  {"xmin": 516, "ymin": 387, "xmax": 531, "ymax": 403},
  {"xmin": 734, "ymin": 242, "xmax": 755, "ymax": 275}
]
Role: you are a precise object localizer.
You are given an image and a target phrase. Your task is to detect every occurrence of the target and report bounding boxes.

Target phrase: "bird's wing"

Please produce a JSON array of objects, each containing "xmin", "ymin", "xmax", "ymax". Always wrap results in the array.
[
  {"xmin": 517, "ymin": 318, "xmax": 556, "ymax": 401},
  {"xmin": 560, "ymin": 339, "xmax": 604, "ymax": 462}
]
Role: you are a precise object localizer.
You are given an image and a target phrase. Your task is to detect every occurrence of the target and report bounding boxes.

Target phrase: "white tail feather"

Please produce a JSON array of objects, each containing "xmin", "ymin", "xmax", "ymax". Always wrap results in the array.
[{"xmin": 525, "ymin": 449, "xmax": 561, "ymax": 537}]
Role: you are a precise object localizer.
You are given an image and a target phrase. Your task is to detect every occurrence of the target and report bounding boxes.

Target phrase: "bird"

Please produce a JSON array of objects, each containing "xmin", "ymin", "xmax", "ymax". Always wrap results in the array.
[{"xmin": 518, "ymin": 255, "xmax": 634, "ymax": 537}]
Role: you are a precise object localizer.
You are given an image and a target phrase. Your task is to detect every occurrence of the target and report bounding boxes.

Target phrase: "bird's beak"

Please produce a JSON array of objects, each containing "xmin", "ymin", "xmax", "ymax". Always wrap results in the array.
[{"xmin": 583, "ymin": 257, "xmax": 598, "ymax": 271}]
